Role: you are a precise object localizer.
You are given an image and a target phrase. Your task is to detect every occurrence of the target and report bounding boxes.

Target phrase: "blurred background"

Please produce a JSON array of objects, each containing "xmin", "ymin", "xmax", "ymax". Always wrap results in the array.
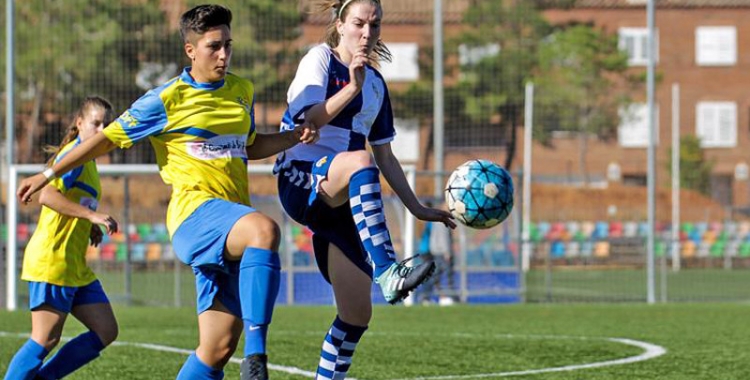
[{"xmin": 2, "ymin": 0, "xmax": 750, "ymax": 308}]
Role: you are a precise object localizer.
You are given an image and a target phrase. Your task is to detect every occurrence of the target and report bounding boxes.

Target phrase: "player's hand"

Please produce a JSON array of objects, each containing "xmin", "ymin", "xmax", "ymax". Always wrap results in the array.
[
  {"xmin": 415, "ymin": 206, "xmax": 457, "ymax": 229},
  {"xmin": 17, "ymin": 173, "xmax": 50, "ymax": 205},
  {"xmin": 349, "ymin": 46, "xmax": 368, "ymax": 90},
  {"xmin": 294, "ymin": 121, "xmax": 319, "ymax": 144},
  {"xmin": 89, "ymin": 224, "xmax": 104, "ymax": 247},
  {"xmin": 90, "ymin": 213, "xmax": 119, "ymax": 235}
]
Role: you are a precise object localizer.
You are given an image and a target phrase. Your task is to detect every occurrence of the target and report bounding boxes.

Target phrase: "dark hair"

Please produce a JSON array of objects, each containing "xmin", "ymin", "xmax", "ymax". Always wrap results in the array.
[
  {"xmin": 179, "ymin": 4, "xmax": 232, "ymax": 43},
  {"xmin": 45, "ymin": 96, "xmax": 114, "ymax": 166},
  {"xmin": 313, "ymin": 0, "xmax": 392, "ymax": 64}
]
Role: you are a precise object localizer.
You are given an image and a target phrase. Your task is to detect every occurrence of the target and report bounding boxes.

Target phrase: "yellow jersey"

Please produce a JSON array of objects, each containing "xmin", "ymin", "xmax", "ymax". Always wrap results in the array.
[
  {"xmin": 103, "ymin": 68, "xmax": 257, "ymax": 237},
  {"xmin": 22, "ymin": 138, "xmax": 100, "ymax": 286}
]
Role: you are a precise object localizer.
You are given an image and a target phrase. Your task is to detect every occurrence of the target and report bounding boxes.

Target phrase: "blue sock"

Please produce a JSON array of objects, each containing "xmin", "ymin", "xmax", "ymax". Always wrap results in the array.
[
  {"xmin": 240, "ymin": 247, "xmax": 280, "ymax": 357},
  {"xmin": 349, "ymin": 167, "xmax": 396, "ymax": 277},
  {"xmin": 4, "ymin": 339, "xmax": 48, "ymax": 380},
  {"xmin": 316, "ymin": 316, "xmax": 367, "ymax": 380},
  {"xmin": 176, "ymin": 353, "xmax": 224, "ymax": 380},
  {"xmin": 36, "ymin": 330, "xmax": 104, "ymax": 380}
]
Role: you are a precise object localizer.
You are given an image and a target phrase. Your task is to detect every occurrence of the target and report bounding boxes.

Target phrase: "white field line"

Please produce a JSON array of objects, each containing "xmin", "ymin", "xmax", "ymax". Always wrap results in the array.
[{"xmin": 0, "ymin": 331, "xmax": 666, "ymax": 379}]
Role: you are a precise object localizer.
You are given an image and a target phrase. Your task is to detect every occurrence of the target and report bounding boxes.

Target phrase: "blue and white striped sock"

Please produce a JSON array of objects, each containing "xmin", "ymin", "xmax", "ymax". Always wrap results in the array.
[
  {"xmin": 349, "ymin": 167, "xmax": 396, "ymax": 278},
  {"xmin": 316, "ymin": 316, "xmax": 367, "ymax": 380}
]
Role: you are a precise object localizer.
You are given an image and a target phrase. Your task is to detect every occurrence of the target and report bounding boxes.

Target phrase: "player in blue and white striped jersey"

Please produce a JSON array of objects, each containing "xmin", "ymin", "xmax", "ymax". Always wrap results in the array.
[{"xmin": 275, "ymin": 0, "xmax": 456, "ymax": 379}]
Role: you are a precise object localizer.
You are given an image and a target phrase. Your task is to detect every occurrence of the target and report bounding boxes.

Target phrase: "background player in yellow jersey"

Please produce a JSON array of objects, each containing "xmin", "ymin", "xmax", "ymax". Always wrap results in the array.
[
  {"xmin": 5, "ymin": 96, "xmax": 119, "ymax": 380},
  {"xmin": 17, "ymin": 5, "xmax": 318, "ymax": 380}
]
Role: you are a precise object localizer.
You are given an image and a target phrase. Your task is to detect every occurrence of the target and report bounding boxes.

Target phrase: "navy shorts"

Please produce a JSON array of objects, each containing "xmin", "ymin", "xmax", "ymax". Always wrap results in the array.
[{"xmin": 277, "ymin": 157, "xmax": 373, "ymax": 282}]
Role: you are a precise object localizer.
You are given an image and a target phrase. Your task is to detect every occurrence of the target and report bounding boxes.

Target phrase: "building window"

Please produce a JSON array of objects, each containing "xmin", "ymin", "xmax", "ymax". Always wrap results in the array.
[
  {"xmin": 695, "ymin": 26, "xmax": 736, "ymax": 66},
  {"xmin": 618, "ymin": 27, "xmax": 658, "ymax": 66},
  {"xmin": 618, "ymin": 103, "xmax": 658, "ymax": 148},
  {"xmin": 696, "ymin": 101, "xmax": 736, "ymax": 148},
  {"xmin": 378, "ymin": 42, "xmax": 419, "ymax": 82}
]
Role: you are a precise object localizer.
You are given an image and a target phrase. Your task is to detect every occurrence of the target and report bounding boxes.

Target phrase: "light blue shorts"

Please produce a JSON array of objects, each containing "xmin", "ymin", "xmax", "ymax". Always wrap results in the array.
[
  {"xmin": 172, "ymin": 198, "xmax": 256, "ymax": 316},
  {"xmin": 28, "ymin": 280, "xmax": 109, "ymax": 313}
]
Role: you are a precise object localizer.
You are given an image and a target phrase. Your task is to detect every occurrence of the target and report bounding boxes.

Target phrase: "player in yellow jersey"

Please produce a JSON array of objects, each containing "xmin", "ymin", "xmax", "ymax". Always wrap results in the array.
[
  {"xmin": 17, "ymin": 5, "xmax": 318, "ymax": 380},
  {"xmin": 5, "ymin": 96, "xmax": 119, "ymax": 380}
]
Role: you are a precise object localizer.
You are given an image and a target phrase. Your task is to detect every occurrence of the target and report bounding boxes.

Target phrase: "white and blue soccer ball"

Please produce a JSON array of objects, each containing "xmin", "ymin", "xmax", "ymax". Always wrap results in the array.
[{"xmin": 445, "ymin": 159, "xmax": 514, "ymax": 229}]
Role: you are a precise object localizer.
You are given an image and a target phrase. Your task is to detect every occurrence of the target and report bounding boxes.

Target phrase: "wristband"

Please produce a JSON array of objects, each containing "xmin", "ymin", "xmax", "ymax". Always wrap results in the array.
[{"xmin": 42, "ymin": 168, "xmax": 56, "ymax": 180}]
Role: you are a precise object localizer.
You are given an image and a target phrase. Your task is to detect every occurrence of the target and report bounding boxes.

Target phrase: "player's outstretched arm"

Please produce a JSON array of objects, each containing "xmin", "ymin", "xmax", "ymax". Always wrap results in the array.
[
  {"xmin": 246, "ymin": 122, "xmax": 318, "ymax": 160},
  {"xmin": 17, "ymin": 132, "xmax": 117, "ymax": 205},
  {"xmin": 37, "ymin": 185, "xmax": 119, "ymax": 235},
  {"xmin": 372, "ymin": 143, "xmax": 456, "ymax": 228}
]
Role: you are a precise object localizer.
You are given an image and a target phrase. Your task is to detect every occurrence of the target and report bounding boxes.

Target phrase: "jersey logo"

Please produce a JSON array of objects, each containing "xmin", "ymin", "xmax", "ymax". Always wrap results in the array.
[
  {"xmin": 186, "ymin": 134, "xmax": 248, "ymax": 160},
  {"xmin": 315, "ymin": 156, "xmax": 328, "ymax": 168},
  {"xmin": 236, "ymin": 96, "xmax": 252, "ymax": 115},
  {"xmin": 332, "ymin": 77, "xmax": 350, "ymax": 88},
  {"xmin": 118, "ymin": 111, "xmax": 138, "ymax": 128}
]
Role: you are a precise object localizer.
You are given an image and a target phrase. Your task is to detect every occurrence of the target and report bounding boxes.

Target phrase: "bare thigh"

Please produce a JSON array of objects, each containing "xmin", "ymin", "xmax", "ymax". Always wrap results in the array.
[
  {"xmin": 72, "ymin": 302, "xmax": 118, "ymax": 346},
  {"xmin": 327, "ymin": 243, "xmax": 372, "ymax": 326},
  {"xmin": 30, "ymin": 306, "xmax": 67, "ymax": 351},
  {"xmin": 318, "ymin": 151, "xmax": 375, "ymax": 208}
]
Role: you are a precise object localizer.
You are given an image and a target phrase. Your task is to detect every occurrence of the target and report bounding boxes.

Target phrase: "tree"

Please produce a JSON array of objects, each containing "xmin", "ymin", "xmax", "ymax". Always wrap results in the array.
[
  {"xmin": 392, "ymin": 1, "xmax": 551, "ymax": 169},
  {"xmin": 668, "ymin": 135, "xmax": 713, "ymax": 196},
  {"xmin": 532, "ymin": 23, "xmax": 634, "ymax": 184},
  {"xmin": 203, "ymin": 0, "xmax": 303, "ymax": 125}
]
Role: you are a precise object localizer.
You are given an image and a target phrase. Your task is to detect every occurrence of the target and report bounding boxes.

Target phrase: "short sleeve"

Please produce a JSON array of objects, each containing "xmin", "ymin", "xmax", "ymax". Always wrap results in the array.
[
  {"xmin": 285, "ymin": 45, "xmax": 331, "ymax": 127},
  {"xmin": 103, "ymin": 89, "xmax": 168, "ymax": 149},
  {"xmin": 368, "ymin": 81, "xmax": 396, "ymax": 145}
]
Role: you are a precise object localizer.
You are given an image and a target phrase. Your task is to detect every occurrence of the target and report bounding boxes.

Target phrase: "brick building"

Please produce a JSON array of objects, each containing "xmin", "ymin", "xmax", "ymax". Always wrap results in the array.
[{"xmin": 297, "ymin": 0, "xmax": 750, "ymax": 210}]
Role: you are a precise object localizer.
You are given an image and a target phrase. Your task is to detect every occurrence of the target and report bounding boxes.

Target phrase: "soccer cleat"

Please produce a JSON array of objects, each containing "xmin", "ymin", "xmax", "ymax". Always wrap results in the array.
[
  {"xmin": 240, "ymin": 354, "xmax": 269, "ymax": 380},
  {"xmin": 375, "ymin": 257, "xmax": 436, "ymax": 304}
]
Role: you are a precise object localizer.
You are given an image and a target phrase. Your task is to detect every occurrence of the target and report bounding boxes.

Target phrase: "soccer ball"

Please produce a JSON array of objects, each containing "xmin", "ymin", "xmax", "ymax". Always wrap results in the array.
[{"xmin": 444, "ymin": 159, "xmax": 514, "ymax": 229}]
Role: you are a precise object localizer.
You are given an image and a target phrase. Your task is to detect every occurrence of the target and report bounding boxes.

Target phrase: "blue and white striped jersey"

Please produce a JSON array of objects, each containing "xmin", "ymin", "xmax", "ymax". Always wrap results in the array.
[{"xmin": 277, "ymin": 44, "xmax": 395, "ymax": 166}]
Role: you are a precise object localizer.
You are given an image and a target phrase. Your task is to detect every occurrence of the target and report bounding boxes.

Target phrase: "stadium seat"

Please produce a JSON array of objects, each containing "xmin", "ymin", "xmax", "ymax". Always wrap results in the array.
[
  {"xmin": 116, "ymin": 243, "xmax": 127, "ymax": 262},
  {"xmin": 100, "ymin": 243, "xmax": 117, "ymax": 261},
  {"xmin": 655, "ymin": 241, "xmax": 666, "ymax": 257},
  {"xmin": 738, "ymin": 222, "xmax": 750, "ymax": 240},
  {"xmin": 726, "ymin": 240, "xmax": 741, "ymax": 257},
  {"xmin": 550, "ymin": 241, "xmax": 565, "ymax": 258},
  {"xmin": 17, "ymin": 223, "xmax": 29, "ymax": 241},
  {"xmin": 593, "ymin": 241, "xmax": 610, "ymax": 258},
  {"xmin": 710, "ymin": 241, "xmax": 726, "ymax": 258},
  {"xmin": 609, "ymin": 221, "xmax": 623, "ymax": 238},
  {"xmin": 696, "ymin": 241, "xmax": 711, "ymax": 258},
  {"xmin": 146, "ymin": 243, "xmax": 162, "ymax": 261},
  {"xmin": 137, "ymin": 223, "xmax": 152, "ymax": 241},
  {"xmin": 580, "ymin": 241, "xmax": 594, "ymax": 257},
  {"xmin": 131, "ymin": 243, "xmax": 146, "ymax": 262},
  {"xmin": 536, "ymin": 222, "xmax": 551, "ymax": 241},
  {"xmin": 580, "ymin": 221, "xmax": 595, "ymax": 239},
  {"xmin": 593, "ymin": 221, "xmax": 609, "ymax": 240},
  {"xmin": 565, "ymin": 241, "xmax": 580, "ymax": 258},
  {"xmin": 681, "ymin": 241, "xmax": 696, "ymax": 258},
  {"xmin": 623, "ymin": 222, "xmax": 638, "ymax": 238}
]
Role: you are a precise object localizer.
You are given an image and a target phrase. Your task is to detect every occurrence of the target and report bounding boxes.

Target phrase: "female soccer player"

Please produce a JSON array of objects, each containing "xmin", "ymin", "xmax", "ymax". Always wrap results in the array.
[
  {"xmin": 274, "ymin": 0, "xmax": 455, "ymax": 378},
  {"xmin": 17, "ymin": 5, "xmax": 317, "ymax": 380},
  {"xmin": 4, "ymin": 96, "xmax": 119, "ymax": 380}
]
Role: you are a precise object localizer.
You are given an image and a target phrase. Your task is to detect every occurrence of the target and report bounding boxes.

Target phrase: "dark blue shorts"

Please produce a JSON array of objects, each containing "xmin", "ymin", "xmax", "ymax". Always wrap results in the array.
[
  {"xmin": 172, "ymin": 199, "xmax": 256, "ymax": 316},
  {"xmin": 277, "ymin": 157, "xmax": 373, "ymax": 282},
  {"xmin": 28, "ymin": 280, "xmax": 109, "ymax": 313}
]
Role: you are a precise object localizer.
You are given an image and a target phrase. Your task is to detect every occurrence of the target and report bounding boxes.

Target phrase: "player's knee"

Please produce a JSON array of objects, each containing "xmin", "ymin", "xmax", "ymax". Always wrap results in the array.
[
  {"xmin": 95, "ymin": 322, "xmax": 119, "ymax": 347},
  {"xmin": 34, "ymin": 334, "xmax": 62, "ymax": 351},
  {"xmin": 348, "ymin": 151, "xmax": 375, "ymax": 170},
  {"xmin": 248, "ymin": 216, "xmax": 281, "ymax": 251},
  {"xmin": 198, "ymin": 343, "xmax": 237, "ymax": 369}
]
